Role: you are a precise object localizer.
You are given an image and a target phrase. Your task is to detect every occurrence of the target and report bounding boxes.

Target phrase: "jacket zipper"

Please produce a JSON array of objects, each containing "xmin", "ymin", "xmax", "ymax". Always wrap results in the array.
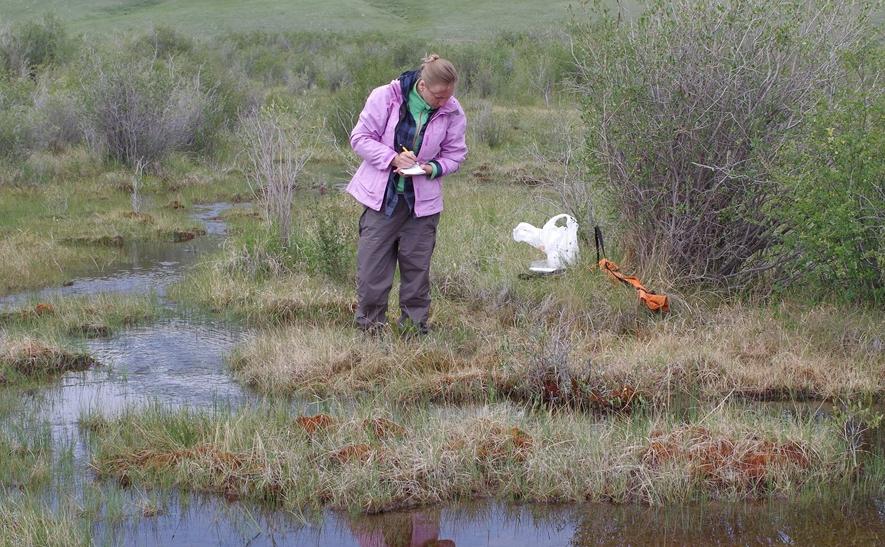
[
  {"xmin": 412, "ymin": 110, "xmax": 427, "ymax": 155},
  {"xmin": 412, "ymin": 109, "xmax": 445, "ymax": 160}
]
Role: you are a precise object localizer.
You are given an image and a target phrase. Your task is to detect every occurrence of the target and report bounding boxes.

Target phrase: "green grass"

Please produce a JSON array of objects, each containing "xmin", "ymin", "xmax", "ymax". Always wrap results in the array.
[
  {"xmin": 0, "ymin": 293, "xmax": 161, "ymax": 338},
  {"xmin": 0, "ymin": 500, "xmax": 88, "ymax": 547},
  {"xmin": 168, "ymin": 118, "xmax": 883, "ymax": 406},
  {"xmin": 0, "ymin": 148, "xmax": 248, "ymax": 294},
  {"xmin": 0, "ymin": 1, "xmax": 635, "ymax": 40}
]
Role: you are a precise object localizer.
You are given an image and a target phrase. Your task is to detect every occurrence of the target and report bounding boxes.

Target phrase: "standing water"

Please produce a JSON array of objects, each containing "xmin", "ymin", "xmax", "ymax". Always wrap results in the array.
[{"xmin": 2, "ymin": 203, "xmax": 249, "ymax": 441}]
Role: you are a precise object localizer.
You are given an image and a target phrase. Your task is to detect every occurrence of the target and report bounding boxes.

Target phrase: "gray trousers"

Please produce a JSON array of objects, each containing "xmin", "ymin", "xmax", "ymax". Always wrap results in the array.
[{"xmin": 355, "ymin": 200, "xmax": 440, "ymax": 329}]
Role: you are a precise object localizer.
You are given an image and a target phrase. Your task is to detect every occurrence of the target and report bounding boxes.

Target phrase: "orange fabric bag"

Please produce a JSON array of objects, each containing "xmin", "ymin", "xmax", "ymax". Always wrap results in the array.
[{"xmin": 595, "ymin": 227, "xmax": 669, "ymax": 313}]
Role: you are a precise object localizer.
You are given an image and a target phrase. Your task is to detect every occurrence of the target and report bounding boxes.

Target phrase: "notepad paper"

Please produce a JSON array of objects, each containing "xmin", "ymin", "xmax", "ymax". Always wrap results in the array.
[{"xmin": 400, "ymin": 165, "xmax": 424, "ymax": 176}]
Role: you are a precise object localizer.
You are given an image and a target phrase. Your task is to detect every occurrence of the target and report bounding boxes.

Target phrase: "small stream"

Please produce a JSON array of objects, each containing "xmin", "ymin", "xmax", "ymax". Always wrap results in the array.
[
  {"xmin": 1, "ymin": 202, "xmax": 883, "ymax": 545},
  {"xmin": 0, "ymin": 203, "xmax": 231, "ymax": 310},
  {"xmin": 3, "ymin": 203, "xmax": 250, "ymax": 439}
]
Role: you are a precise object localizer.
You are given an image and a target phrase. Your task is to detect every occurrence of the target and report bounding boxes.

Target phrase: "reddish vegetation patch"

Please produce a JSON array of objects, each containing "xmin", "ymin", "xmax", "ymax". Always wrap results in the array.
[
  {"xmin": 364, "ymin": 417, "xmax": 406, "ymax": 439},
  {"xmin": 509, "ymin": 426, "xmax": 534, "ymax": 453},
  {"xmin": 34, "ymin": 303, "xmax": 54, "ymax": 316},
  {"xmin": 330, "ymin": 443, "xmax": 373, "ymax": 464},
  {"xmin": 588, "ymin": 385, "xmax": 638, "ymax": 411},
  {"xmin": 103, "ymin": 443, "xmax": 274, "ymax": 503},
  {"xmin": 1, "ymin": 303, "xmax": 57, "ymax": 322},
  {"xmin": 470, "ymin": 163, "xmax": 494, "ymax": 182},
  {"xmin": 1, "ymin": 340, "xmax": 97, "ymax": 380},
  {"xmin": 172, "ymin": 229, "xmax": 201, "ymax": 242},
  {"xmin": 642, "ymin": 426, "xmax": 811, "ymax": 488},
  {"xmin": 295, "ymin": 414, "xmax": 336, "ymax": 435},
  {"xmin": 462, "ymin": 423, "xmax": 535, "ymax": 463},
  {"xmin": 540, "ymin": 376, "xmax": 639, "ymax": 412},
  {"xmin": 108, "ymin": 443, "xmax": 248, "ymax": 473}
]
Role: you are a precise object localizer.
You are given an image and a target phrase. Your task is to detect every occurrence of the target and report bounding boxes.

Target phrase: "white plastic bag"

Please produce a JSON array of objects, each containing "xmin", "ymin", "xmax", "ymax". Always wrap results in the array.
[{"xmin": 512, "ymin": 214, "xmax": 579, "ymax": 271}]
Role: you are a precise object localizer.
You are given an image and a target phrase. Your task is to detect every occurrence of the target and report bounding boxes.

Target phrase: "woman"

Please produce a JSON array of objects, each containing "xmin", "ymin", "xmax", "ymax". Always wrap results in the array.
[{"xmin": 347, "ymin": 54, "xmax": 468, "ymax": 334}]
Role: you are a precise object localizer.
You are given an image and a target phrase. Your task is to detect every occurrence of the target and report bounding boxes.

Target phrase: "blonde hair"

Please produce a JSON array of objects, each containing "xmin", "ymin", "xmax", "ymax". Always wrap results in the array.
[{"xmin": 419, "ymin": 54, "xmax": 458, "ymax": 87}]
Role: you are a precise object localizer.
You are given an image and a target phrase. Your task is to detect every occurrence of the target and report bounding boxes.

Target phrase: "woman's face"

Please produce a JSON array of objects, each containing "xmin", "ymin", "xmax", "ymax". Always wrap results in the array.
[{"xmin": 417, "ymin": 79, "xmax": 454, "ymax": 109}]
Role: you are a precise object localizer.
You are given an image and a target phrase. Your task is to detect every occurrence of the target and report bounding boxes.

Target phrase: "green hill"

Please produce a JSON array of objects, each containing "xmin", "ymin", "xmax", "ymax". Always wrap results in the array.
[{"xmin": 0, "ymin": 0, "xmax": 634, "ymax": 40}]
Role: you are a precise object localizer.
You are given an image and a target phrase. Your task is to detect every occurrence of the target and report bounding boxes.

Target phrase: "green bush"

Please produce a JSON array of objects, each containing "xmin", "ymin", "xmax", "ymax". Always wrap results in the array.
[
  {"xmin": 328, "ymin": 55, "xmax": 405, "ymax": 145},
  {"xmin": 0, "ymin": 14, "xmax": 72, "ymax": 76},
  {"xmin": 467, "ymin": 99, "xmax": 509, "ymax": 149},
  {"xmin": 135, "ymin": 25, "xmax": 195, "ymax": 58},
  {"xmin": 298, "ymin": 205, "xmax": 357, "ymax": 282},
  {"xmin": 0, "ymin": 73, "xmax": 35, "ymax": 160},
  {"xmin": 215, "ymin": 30, "xmax": 570, "ymax": 105},
  {"xmin": 775, "ymin": 48, "xmax": 884, "ymax": 303},
  {"xmin": 223, "ymin": 202, "xmax": 356, "ymax": 283},
  {"xmin": 77, "ymin": 50, "xmax": 220, "ymax": 168},
  {"xmin": 31, "ymin": 87, "xmax": 83, "ymax": 151},
  {"xmin": 572, "ymin": 0, "xmax": 874, "ymax": 287}
]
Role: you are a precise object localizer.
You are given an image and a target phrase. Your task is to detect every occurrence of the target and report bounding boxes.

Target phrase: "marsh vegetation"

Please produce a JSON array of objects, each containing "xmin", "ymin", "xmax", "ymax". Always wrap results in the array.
[{"xmin": 0, "ymin": 0, "xmax": 882, "ymax": 544}]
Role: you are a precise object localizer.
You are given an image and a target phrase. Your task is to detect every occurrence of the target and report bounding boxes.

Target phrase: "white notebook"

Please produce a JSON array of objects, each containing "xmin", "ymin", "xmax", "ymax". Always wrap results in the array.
[{"xmin": 400, "ymin": 165, "xmax": 424, "ymax": 176}]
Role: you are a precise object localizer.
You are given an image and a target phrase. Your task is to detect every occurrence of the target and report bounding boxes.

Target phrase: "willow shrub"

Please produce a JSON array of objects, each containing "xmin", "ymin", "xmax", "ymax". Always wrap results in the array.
[
  {"xmin": 774, "ymin": 45, "xmax": 884, "ymax": 303},
  {"xmin": 0, "ymin": 14, "xmax": 73, "ymax": 77},
  {"xmin": 572, "ymin": 0, "xmax": 874, "ymax": 289}
]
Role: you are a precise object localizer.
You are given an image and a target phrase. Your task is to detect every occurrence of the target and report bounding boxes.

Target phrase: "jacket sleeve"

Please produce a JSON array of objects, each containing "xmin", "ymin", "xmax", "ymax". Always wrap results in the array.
[
  {"xmin": 434, "ymin": 106, "xmax": 468, "ymax": 177},
  {"xmin": 350, "ymin": 85, "xmax": 398, "ymax": 171}
]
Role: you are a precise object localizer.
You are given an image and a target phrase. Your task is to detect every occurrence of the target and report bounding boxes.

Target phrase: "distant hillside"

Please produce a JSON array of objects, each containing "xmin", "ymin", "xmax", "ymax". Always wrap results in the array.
[{"xmin": 0, "ymin": 0, "xmax": 634, "ymax": 40}]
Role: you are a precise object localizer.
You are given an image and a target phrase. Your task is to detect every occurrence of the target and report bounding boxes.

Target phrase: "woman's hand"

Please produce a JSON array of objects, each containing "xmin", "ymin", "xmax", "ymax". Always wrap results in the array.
[
  {"xmin": 392, "ymin": 151, "xmax": 433, "ymax": 177},
  {"xmin": 391, "ymin": 150, "xmax": 418, "ymax": 170}
]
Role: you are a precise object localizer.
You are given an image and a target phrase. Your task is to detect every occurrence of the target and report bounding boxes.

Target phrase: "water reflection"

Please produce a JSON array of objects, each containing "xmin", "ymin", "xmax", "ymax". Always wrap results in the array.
[
  {"xmin": 350, "ymin": 511, "xmax": 453, "ymax": 547},
  {"xmin": 570, "ymin": 498, "xmax": 885, "ymax": 545},
  {"xmin": 90, "ymin": 496, "xmax": 885, "ymax": 546}
]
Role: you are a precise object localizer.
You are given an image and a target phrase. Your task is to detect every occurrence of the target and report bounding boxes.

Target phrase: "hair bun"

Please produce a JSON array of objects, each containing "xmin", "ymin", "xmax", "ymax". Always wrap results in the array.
[{"xmin": 419, "ymin": 54, "xmax": 458, "ymax": 86}]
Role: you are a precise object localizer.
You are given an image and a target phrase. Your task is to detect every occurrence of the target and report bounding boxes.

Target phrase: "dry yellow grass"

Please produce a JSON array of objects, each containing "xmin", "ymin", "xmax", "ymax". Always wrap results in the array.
[
  {"xmin": 228, "ymin": 299, "xmax": 883, "ymax": 405},
  {"xmin": 586, "ymin": 303, "xmax": 884, "ymax": 401},
  {"xmin": 228, "ymin": 323, "xmax": 511, "ymax": 402}
]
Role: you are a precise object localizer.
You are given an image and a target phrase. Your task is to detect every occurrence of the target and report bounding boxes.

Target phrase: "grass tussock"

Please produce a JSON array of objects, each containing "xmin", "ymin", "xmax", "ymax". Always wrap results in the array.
[
  {"xmin": 586, "ymin": 303, "xmax": 884, "ymax": 402},
  {"xmin": 86, "ymin": 402, "xmax": 868, "ymax": 512},
  {"xmin": 0, "ymin": 430, "xmax": 52, "ymax": 490},
  {"xmin": 0, "ymin": 502, "xmax": 87, "ymax": 547},
  {"xmin": 0, "ymin": 338, "xmax": 97, "ymax": 386},
  {"xmin": 0, "ymin": 294, "xmax": 159, "ymax": 339},
  {"xmin": 228, "ymin": 323, "xmax": 515, "ymax": 403}
]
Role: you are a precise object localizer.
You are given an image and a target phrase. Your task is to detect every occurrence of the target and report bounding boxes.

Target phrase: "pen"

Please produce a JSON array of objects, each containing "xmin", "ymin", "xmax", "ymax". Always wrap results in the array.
[{"xmin": 401, "ymin": 146, "xmax": 419, "ymax": 167}]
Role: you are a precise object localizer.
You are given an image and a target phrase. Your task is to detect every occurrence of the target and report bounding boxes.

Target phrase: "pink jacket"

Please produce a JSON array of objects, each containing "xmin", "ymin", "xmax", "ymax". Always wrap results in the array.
[{"xmin": 346, "ymin": 78, "xmax": 468, "ymax": 217}]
